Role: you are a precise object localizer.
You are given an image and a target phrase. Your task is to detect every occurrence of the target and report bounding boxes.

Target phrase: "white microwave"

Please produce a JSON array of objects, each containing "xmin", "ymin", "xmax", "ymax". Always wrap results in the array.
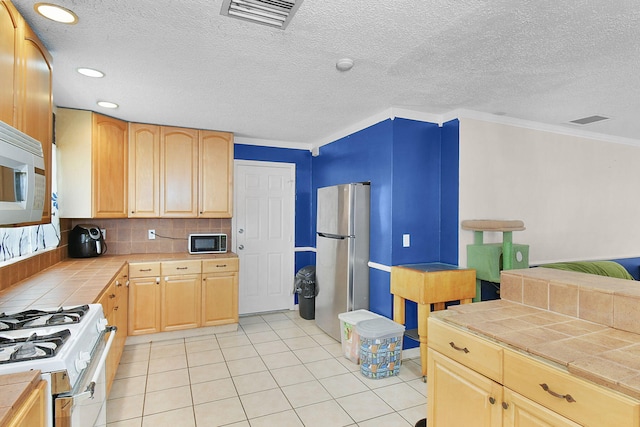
[
  {"xmin": 189, "ymin": 233, "xmax": 227, "ymax": 254},
  {"xmin": 0, "ymin": 120, "xmax": 46, "ymax": 226}
]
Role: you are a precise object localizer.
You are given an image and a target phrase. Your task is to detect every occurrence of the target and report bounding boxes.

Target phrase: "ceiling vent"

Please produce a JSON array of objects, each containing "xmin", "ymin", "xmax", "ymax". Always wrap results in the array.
[
  {"xmin": 569, "ymin": 115, "xmax": 609, "ymax": 125},
  {"xmin": 220, "ymin": 0, "xmax": 303, "ymax": 29}
]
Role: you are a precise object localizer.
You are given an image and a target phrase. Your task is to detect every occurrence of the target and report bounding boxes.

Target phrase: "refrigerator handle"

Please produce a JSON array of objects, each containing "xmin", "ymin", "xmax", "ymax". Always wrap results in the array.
[{"xmin": 317, "ymin": 232, "xmax": 349, "ymax": 239}]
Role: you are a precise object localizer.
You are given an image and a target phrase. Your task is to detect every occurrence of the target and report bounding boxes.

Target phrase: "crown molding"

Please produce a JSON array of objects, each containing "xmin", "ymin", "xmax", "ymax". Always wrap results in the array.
[
  {"xmin": 311, "ymin": 108, "xmax": 395, "ymax": 149},
  {"xmin": 310, "ymin": 108, "xmax": 640, "ymax": 151},
  {"xmin": 453, "ymin": 109, "xmax": 640, "ymax": 148},
  {"xmin": 234, "ymin": 136, "xmax": 312, "ymax": 151}
]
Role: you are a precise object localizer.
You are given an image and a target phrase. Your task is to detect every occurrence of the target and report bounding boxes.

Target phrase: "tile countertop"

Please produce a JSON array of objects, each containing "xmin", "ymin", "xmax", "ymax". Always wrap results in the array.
[
  {"xmin": 0, "ymin": 370, "xmax": 42, "ymax": 426},
  {"xmin": 0, "ymin": 252, "xmax": 238, "ymax": 313},
  {"xmin": 433, "ymin": 298, "xmax": 640, "ymax": 401}
]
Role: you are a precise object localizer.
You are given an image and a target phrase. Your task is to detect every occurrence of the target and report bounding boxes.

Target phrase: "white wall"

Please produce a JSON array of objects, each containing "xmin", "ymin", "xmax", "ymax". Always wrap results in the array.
[{"xmin": 459, "ymin": 118, "xmax": 640, "ymax": 266}]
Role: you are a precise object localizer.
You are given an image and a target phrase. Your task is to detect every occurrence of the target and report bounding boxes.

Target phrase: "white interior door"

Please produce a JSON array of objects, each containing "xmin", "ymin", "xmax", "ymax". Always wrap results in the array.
[{"xmin": 233, "ymin": 160, "xmax": 295, "ymax": 314}]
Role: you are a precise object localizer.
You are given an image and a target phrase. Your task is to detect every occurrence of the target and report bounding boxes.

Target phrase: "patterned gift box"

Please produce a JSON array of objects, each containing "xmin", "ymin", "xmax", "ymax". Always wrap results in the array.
[{"xmin": 357, "ymin": 318, "xmax": 405, "ymax": 379}]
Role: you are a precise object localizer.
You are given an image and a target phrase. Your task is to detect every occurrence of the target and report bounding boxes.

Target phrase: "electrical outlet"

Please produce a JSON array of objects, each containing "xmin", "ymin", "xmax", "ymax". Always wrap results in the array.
[
  {"xmin": 148, "ymin": 229, "xmax": 155, "ymax": 240},
  {"xmin": 100, "ymin": 229, "xmax": 106, "ymax": 240},
  {"xmin": 403, "ymin": 234, "xmax": 410, "ymax": 247}
]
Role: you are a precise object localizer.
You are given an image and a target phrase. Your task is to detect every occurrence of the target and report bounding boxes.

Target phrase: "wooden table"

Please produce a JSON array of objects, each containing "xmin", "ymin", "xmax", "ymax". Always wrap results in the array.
[{"xmin": 390, "ymin": 263, "xmax": 476, "ymax": 379}]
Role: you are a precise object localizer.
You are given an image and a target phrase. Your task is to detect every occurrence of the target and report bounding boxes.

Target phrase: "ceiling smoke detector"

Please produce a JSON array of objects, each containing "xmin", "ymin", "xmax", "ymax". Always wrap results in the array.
[
  {"xmin": 220, "ymin": 0, "xmax": 303, "ymax": 29},
  {"xmin": 569, "ymin": 115, "xmax": 610, "ymax": 125}
]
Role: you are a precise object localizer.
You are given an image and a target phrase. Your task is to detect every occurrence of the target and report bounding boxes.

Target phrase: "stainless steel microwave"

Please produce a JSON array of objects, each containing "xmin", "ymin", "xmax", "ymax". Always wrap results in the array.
[{"xmin": 189, "ymin": 233, "xmax": 227, "ymax": 254}]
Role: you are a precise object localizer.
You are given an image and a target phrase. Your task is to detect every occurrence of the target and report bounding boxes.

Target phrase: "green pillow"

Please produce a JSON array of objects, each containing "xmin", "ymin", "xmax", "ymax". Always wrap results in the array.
[{"xmin": 540, "ymin": 261, "xmax": 635, "ymax": 280}]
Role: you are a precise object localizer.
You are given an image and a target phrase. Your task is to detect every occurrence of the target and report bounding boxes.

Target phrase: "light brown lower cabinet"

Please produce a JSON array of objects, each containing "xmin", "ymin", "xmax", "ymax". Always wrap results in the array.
[
  {"xmin": 202, "ymin": 258, "xmax": 239, "ymax": 326},
  {"xmin": 6, "ymin": 381, "xmax": 46, "ymax": 427},
  {"xmin": 427, "ymin": 318, "xmax": 640, "ymax": 427},
  {"xmin": 96, "ymin": 265, "xmax": 128, "ymax": 395},
  {"xmin": 128, "ymin": 258, "xmax": 238, "ymax": 336},
  {"xmin": 162, "ymin": 271, "xmax": 201, "ymax": 332},
  {"xmin": 428, "ymin": 349, "xmax": 580, "ymax": 427}
]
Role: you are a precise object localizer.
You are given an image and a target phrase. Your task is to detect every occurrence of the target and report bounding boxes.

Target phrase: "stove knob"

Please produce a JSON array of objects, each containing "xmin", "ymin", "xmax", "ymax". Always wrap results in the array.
[
  {"xmin": 75, "ymin": 351, "xmax": 91, "ymax": 372},
  {"xmin": 96, "ymin": 318, "xmax": 108, "ymax": 332}
]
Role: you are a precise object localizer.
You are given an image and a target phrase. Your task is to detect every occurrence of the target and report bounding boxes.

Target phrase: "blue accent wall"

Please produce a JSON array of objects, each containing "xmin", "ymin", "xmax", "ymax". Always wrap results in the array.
[
  {"xmin": 311, "ymin": 118, "xmax": 460, "ymax": 347},
  {"xmin": 441, "ymin": 119, "xmax": 460, "ymax": 264},
  {"xmin": 234, "ymin": 118, "xmax": 461, "ymax": 349},
  {"xmin": 391, "ymin": 118, "xmax": 442, "ymax": 265}
]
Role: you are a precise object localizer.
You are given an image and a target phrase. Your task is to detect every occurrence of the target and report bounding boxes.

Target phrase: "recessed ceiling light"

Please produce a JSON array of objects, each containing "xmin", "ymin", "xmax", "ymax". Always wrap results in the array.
[
  {"xmin": 97, "ymin": 101, "xmax": 118, "ymax": 109},
  {"xmin": 77, "ymin": 68, "xmax": 104, "ymax": 78},
  {"xmin": 34, "ymin": 3, "xmax": 78, "ymax": 24},
  {"xmin": 336, "ymin": 58, "xmax": 354, "ymax": 72}
]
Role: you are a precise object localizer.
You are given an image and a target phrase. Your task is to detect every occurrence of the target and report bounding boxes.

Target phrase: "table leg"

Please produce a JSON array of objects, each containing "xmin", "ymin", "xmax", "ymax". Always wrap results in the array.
[
  {"xmin": 393, "ymin": 295, "xmax": 405, "ymax": 324},
  {"xmin": 460, "ymin": 298, "xmax": 473, "ymax": 304},
  {"xmin": 417, "ymin": 302, "xmax": 430, "ymax": 381}
]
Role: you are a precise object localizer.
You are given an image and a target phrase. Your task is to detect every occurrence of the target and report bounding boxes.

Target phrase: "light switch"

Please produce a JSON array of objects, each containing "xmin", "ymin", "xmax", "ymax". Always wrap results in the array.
[{"xmin": 403, "ymin": 234, "xmax": 410, "ymax": 247}]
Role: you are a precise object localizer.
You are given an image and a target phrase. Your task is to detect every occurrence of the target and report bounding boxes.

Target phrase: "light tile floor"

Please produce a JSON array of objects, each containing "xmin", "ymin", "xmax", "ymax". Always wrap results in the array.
[{"xmin": 106, "ymin": 311, "xmax": 427, "ymax": 427}]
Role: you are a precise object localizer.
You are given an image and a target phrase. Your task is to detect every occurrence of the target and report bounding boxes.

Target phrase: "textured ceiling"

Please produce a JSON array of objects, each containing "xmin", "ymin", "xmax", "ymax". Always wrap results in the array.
[{"xmin": 12, "ymin": 0, "xmax": 640, "ymax": 147}]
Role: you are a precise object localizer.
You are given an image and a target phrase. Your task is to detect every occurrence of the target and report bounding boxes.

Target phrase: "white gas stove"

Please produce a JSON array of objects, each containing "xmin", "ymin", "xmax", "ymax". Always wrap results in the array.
[{"xmin": 0, "ymin": 303, "xmax": 115, "ymax": 427}]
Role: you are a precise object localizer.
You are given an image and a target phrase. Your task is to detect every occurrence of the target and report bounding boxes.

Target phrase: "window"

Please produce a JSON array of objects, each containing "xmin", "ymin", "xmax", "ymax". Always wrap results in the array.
[{"xmin": 0, "ymin": 145, "xmax": 60, "ymax": 265}]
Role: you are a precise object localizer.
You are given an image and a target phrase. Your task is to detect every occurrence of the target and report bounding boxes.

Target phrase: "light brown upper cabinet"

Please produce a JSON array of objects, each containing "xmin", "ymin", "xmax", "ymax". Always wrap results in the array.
[
  {"xmin": 199, "ymin": 130, "xmax": 233, "ymax": 218},
  {"xmin": 1, "ymin": 1, "xmax": 53, "ymax": 223},
  {"xmin": 129, "ymin": 123, "xmax": 233, "ymax": 218},
  {"xmin": 56, "ymin": 109, "xmax": 128, "ymax": 218},
  {"xmin": 128, "ymin": 123, "xmax": 160, "ymax": 217},
  {"xmin": 161, "ymin": 127, "xmax": 199, "ymax": 217},
  {"xmin": 0, "ymin": 1, "xmax": 18, "ymax": 126}
]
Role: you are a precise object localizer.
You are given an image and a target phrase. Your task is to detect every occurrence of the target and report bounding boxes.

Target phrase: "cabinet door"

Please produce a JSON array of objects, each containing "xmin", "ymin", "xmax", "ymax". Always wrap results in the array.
[
  {"xmin": 129, "ymin": 123, "xmax": 160, "ymax": 217},
  {"xmin": 106, "ymin": 269, "xmax": 128, "ymax": 395},
  {"xmin": 428, "ymin": 349, "xmax": 502, "ymax": 427},
  {"xmin": 199, "ymin": 130, "xmax": 233, "ymax": 217},
  {"xmin": 0, "ymin": 1, "xmax": 18, "ymax": 126},
  {"xmin": 6, "ymin": 381, "xmax": 46, "ymax": 427},
  {"xmin": 161, "ymin": 274, "xmax": 201, "ymax": 331},
  {"xmin": 18, "ymin": 24, "xmax": 52, "ymax": 223},
  {"xmin": 92, "ymin": 114, "xmax": 128, "ymax": 217},
  {"xmin": 202, "ymin": 272, "xmax": 238, "ymax": 326},
  {"xmin": 503, "ymin": 388, "xmax": 581, "ymax": 427},
  {"xmin": 128, "ymin": 276, "xmax": 160, "ymax": 335},
  {"xmin": 160, "ymin": 127, "xmax": 198, "ymax": 217}
]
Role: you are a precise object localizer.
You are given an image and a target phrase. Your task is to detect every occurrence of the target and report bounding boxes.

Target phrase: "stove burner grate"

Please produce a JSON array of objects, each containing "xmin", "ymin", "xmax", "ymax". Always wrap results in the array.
[
  {"xmin": 0, "ymin": 305, "xmax": 89, "ymax": 331},
  {"xmin": 0, "ymin": 329, "xmax": 71, "ymax": 364}
]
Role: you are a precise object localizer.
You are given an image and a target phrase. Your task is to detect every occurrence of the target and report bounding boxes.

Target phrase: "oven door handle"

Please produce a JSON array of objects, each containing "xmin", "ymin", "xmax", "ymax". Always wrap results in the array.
[{"xmin": 74, "ymin": 325, "xmax": 116, "ymax": 403}]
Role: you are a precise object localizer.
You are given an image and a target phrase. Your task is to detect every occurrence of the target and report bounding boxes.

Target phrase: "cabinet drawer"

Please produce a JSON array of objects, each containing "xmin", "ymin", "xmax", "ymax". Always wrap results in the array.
[
  {"xmin": 428, "ymin": 318, "xmax": 503, "ymax": 383},
  {"xmin": 161, "ymin": 260, "xmax": 202, "ymax": 276},
  {"xmin": 504, "ymin": 349, "xmax": 640, "ymax": 427},
  {"xmin": 202, "ymin": 258, "xmax": 238, "ymax": 274},
  {"xmin": 129, "ymin": 262, "xmax": 160, "ymax": 278}
]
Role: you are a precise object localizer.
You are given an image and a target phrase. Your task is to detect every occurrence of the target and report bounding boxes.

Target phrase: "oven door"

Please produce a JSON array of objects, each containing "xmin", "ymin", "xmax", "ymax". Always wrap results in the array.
[{"xmin": 54, "ymin": 326, "xmax": 116, "ymax": 427}]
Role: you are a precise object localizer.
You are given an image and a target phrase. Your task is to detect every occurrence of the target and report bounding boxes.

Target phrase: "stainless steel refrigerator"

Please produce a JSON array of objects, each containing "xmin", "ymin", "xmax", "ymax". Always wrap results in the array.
[{"xmin": 315, "ymin": 182, "xmax": 370, "ymax": 341}]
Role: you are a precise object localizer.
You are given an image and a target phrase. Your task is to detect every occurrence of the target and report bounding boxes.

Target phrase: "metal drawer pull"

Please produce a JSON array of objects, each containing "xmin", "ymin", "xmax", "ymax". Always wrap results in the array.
[
  {"xmin": 502, "ymin": 402, "xmax": 509, "ymax": 410},
  {"xmin": 489, "ymin": 397, "xmax": 496, "ymax": 404},
  {"xmin": 449, "ymin": 341, "xmax": 470, "ymax": 353},
  {"xmin": 177, "ymin": 267, "xmax": 188, "ymax": 270},
  {"xmin": 539, "ymin": 383, "xmax": 576, "ymax": 403},
  {"xmin": 216, "ymin": 264, "xmax": 227, "ymax": 268},
  {"xmin": 139, "ymin": 268, "xmax": 152, "ymax": 272}
]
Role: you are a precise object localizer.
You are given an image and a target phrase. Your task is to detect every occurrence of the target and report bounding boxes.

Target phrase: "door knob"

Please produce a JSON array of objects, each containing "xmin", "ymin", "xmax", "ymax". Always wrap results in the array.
[
  {"xmin": 238, "ymin": 228, "xmax": 244, "ymax": 234},
  {"xmin": 238, "ymin": 245, "xmax": 244, "ymax": 250}
]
